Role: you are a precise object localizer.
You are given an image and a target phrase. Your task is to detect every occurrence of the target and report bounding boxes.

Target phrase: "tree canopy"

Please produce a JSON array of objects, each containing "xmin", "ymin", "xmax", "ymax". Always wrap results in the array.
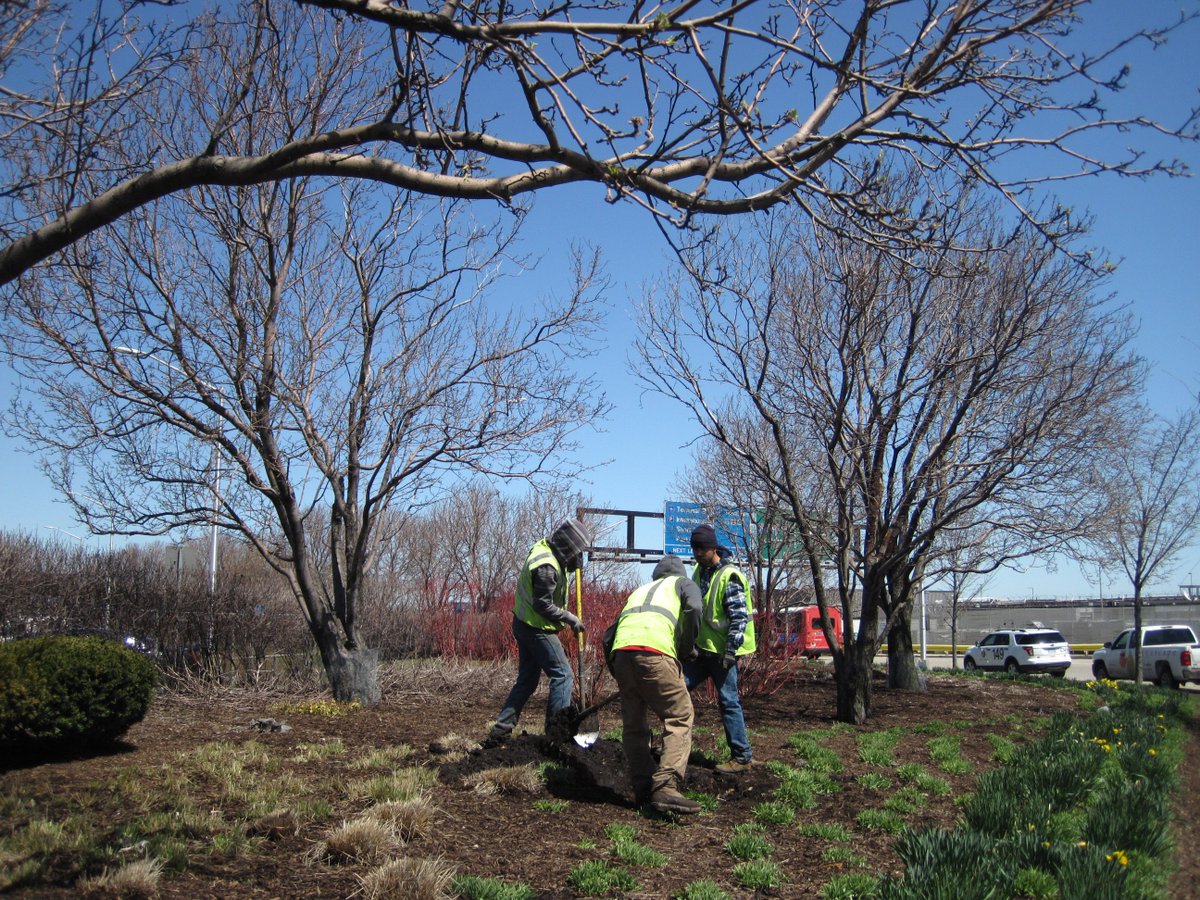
[{"xmin": 1, "ymin": 0, "xmax": 1196, "ymax": 284}]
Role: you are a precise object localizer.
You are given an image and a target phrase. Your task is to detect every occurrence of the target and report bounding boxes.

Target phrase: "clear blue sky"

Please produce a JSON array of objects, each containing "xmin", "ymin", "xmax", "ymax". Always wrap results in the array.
[{"xmin": 2, "ymin": 5, "xmax": 1198, "ymax": 600}]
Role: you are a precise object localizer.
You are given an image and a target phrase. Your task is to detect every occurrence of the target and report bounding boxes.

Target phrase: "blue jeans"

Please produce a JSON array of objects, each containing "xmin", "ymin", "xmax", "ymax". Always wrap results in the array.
[
  {"xmin": 684, "ymin": 651, "xmax": 752, "ymax": 763},
  {"xmin": 493, "ymin": 617, "xmax": 574, "ymax": 734}
]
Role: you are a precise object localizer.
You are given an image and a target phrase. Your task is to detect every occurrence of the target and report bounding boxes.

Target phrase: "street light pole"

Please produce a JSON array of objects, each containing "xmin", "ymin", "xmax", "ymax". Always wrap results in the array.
[
  {"xmin": 208, "ymin": 445, "xmax": 220, "ymax": 596},
  {"xmin": 43, "ymin": 525, "xmax": 85, "ymax": 544},
  {"xmin": 114, "ymin": 345, "xmax": 220, "ymax": 594}
]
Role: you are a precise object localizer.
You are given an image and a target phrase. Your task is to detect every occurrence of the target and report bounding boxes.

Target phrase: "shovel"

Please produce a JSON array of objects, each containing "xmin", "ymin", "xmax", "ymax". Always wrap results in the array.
[
  {"xmin": 566, "ymin": 691, "xmax": 621, "ymax": 747},
  {"xmin": 556, "ymin": 568, "xmax": 621, "ymax": 746},
  {"xmin": 572, "ymin": 567, "xmax": 601, "ymax": 746}
]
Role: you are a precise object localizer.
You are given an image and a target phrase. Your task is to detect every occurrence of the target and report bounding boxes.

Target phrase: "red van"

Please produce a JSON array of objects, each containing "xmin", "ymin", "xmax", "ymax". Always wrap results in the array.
[{"xmin": 778, "ymin": 605, "xmax": 842, "ymax": 658}]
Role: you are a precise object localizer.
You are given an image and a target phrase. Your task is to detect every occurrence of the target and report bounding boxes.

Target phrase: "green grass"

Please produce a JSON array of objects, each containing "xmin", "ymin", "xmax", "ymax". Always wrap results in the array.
[
  {"xmin": 752, "ymin": 800, "xmax": 796, "ymax": 826},
  {"xmin": 821, "ymin": 871, "xmax": 881, "ymax": 899},
  {"xmin": 567, "ymin": 860, "xmax": 638, "ymax": 894},
  {"xmin": 603, "ymin": 823, "xmax": 638, "ymax": 843},
  {"xmin": 773, "ymin": 764, "xmax": 839, "ymax": 810},
  {"xmin": 605, "ymin": 822, "xmax": 667, "ymax": 868},
  {"xmin": 452, "ymin": 874, "xmax": 536, "ymax": 900},
  {"xmin": 787, "ymin": 732, "xmax": 845, "ymax": 773},
  {"xmin": 856, "ymin": 772, "xmax": 893, "ymax": 791},
  {"xmin": 613, "ymin": 840, "xmax": 667, "ymax": 868},
  {"xmin": 675, "ymin": 879, "xmax": 731, "ymax": 900},
  {"xmin": 985, "ymin": 732, "xmax": 1019, "ymax": 763},
  {"xmin": 733, "ymin": 859, "xmax": 784, "ymax": 889},
  {"xmin": 798, "ymin": 821, "xmax": 854, "ymax": 842},
  {"xmin": 855, "ymin": 808, "xmax": 905, "ymax": 833},
  {"xmin": 726, "ymin": 823, "xmax": 773, "ymax": 861},
  {"xmin": 0, "ymin": 669, "xmax": 1189, "ymax": 900},
  {"xmin": 821, "ymin": 845, "xmax": 868, "ymax": 867},
  {"xmin": 685, "ymin": 789, "xmax": 720, "ymax": 812},
  {"xmin": 857, "ymin": 728, "xmax": 902, "ymax": 767},
  {"xmin": 882, "ymin": 785, "xmax": 928, "ymax": 816},
  {"xmin": 895, "ymin": 763, "xmax": 951, "ymax": 796}
]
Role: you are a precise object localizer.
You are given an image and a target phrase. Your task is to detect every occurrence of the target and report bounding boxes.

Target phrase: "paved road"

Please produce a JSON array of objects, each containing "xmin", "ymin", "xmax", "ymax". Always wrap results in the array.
[{"xmin": 909, "ymin": 652, "xmax": 1200, "ymax": 692}]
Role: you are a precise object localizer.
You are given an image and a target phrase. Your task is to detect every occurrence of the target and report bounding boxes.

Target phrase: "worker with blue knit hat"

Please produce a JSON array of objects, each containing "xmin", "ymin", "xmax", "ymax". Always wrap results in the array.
[{"xmin": 685, "ymin": 522, "xmax": 756, "ymax": 773}]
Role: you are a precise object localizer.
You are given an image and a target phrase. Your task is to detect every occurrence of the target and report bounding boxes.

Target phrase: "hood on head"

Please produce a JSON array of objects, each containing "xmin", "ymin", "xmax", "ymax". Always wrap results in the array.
[
  {"xmin": 548, "ymin": 518, "xmax": 590, "ymax": 570},
  {"xmin": 652, "ymin": 554, "xmax": 687, "ymax": 580}
]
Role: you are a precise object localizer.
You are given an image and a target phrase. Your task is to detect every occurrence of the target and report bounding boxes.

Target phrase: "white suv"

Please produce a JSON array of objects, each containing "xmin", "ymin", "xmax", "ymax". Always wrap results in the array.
[{"xmin": 963, "ymin": 628, "xmax": 1071, "ymax": 677}]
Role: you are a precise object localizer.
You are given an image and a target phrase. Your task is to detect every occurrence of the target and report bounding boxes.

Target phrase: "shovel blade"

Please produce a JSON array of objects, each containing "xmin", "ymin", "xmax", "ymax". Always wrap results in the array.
[{"xmin": 573, "ymin": 731, "xmax": 599, "ymax": 748}]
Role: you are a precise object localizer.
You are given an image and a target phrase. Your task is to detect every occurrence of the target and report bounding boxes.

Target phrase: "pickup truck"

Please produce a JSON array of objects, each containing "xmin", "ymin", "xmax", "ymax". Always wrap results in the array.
[{"xmin": 1091, "ymin": 624, "xmax": 1200, "ymax": 688}]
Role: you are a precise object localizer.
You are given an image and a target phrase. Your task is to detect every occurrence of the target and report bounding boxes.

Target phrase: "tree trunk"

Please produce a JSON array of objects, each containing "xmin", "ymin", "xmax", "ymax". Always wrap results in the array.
[
  {"xmin": 887, "ymin": 615, "xmax": 927, "ymax": 691},
  {"xmin": 312, "ymin": 618, "xmax": 381, "ymax": 705},
  {"xmin": 1132, "ymin": 589, "xmax": 1144, "ymax": 687},
  {"xmin": 836, "ymin": 641, "xmax": 875, "ymax": 724},
  {"xmin": 950, "ymin": 601, "xmax": 959, "ymax": 671}
]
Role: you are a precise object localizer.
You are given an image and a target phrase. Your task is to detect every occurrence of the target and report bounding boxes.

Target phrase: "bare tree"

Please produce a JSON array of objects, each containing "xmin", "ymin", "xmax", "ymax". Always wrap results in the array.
[
  {"xmin": 674, "ymin": 439, "xmax": 826, "ymax": 651},
  {"xmin": 1, "ymin": 0, "xmax": 1197, "ymax": 285},
  {"xmin": 4, "ymin": 149, "xmax": 609, "ymax": 702},
  {"xmin": 636, "ymin": 173, "xmax": 1141, "ymax": 723},
  {"xmin": 924, "ymin": 525, "xmax": 997, "ymax": 669},
  {"xmin": 1090, "ymin": 406, "xmax": 1200, "ymax": 684}
]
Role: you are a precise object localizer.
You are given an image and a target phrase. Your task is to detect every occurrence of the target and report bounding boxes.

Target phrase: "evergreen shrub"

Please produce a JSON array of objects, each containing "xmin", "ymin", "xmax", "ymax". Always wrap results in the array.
[{"xmin": 0, "ymin": 635, "xmax": 155, "ymax": 751}]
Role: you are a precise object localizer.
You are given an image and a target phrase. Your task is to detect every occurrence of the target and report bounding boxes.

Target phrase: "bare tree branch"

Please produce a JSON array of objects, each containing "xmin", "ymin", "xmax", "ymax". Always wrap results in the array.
[{"xmin": 0, "ymin": 0, "xmax": 1196, "ymax": 284}]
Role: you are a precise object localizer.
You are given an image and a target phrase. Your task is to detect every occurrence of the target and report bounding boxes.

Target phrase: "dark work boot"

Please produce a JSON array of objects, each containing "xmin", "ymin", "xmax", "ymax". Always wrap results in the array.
[
  {"xmin": 649, "ymin": 785, "xmax": 701, "ymax": 815},
  {"xmin": 481, "ymin": 727, "xmax": 510, "ymax": 749}
]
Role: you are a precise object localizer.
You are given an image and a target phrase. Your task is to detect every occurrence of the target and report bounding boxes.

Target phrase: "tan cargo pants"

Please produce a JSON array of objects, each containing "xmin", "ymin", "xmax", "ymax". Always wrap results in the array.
[{"xmin": 610, "ymin": 649, "xmax": 695, "ymax": 797}]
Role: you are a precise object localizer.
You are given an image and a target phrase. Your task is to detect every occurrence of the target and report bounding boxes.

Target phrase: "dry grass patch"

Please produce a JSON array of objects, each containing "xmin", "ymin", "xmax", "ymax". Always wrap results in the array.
[
  {"xmin": 246, "ymin": 808, "xmax": 302, "ymax": 840},
  {"xmin": 362, "ymin": 797, "xmax": 434, "ymax": 843},
  {"xmin": 357, "ymin": 855, "xmax": 456, "ymax": 900},
  {"xmin": 291, "ymin": 738, "xmax": 347, "ymax": 762},
  {"xmin": 348, "ymin": 767, "xmax": 436, "ymax": 804},
  {"xmin": 313, "ymin": 818, "xmax": 403, "ymax": 866},
  {"xmin": 462, "ymin": 765, "xmax": 542, "ymax": 796},
  {"xmin": 77, "ymin": 857, "xmax": 165, "ymax": 898},
  {"xmin": 352, "ymin": 745, "xmax": 415, "ymax": 769},
  {"xmin": 429, "ymin": 733, "xmax": 480, "ymax": 756}
]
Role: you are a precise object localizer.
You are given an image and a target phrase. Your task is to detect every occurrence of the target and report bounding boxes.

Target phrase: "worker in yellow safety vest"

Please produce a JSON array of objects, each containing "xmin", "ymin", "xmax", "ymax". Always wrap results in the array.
[
  {"xmin": 486, "ymin": 518, "xmax": 589, "ymax": 746},
  {"xmin": 685, "ymin": 523, "xmax": 756, "ymax": 774},
  {"xmin": 608, "ymin": 554, "xmax": 703, "ymax": 815}
]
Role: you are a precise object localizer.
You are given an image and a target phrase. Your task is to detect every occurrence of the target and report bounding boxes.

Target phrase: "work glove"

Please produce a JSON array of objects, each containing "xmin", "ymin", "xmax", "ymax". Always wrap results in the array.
[
  {"xmin": 562, "ymin": 611, "xmax": 586, "ymax": 635},
  {"xmin": 722, "ymin": 649, "xmax": 738, "ymax": 670}
]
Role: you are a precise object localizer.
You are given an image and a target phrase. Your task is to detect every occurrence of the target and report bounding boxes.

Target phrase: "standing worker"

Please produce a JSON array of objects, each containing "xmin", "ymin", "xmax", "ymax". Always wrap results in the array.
[
  {"xmin": 608, "ymin": 554, "xmax": 703, "ymax": 815},
  {"xmin": 686, "ymin": 523, "xmax": 756, "ymax": 774},
  {"xmin": 486, "ymin": 518, "xmax": 589, "ymax": 746}
]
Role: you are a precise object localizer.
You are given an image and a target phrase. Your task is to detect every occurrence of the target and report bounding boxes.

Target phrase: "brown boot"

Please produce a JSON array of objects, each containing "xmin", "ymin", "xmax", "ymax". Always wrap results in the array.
[
  {"xmin": 715, "ymin": 758, "xmax": 753, "ymax": 775},
  {"xmin": 649, "ymin": 786, "xmax": 701, "ymax": 815}
]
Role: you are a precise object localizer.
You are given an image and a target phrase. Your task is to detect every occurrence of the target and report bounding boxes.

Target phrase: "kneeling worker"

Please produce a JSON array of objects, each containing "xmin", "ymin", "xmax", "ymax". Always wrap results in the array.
[{"xmin": 608, "ymin": 554, "xmax": 704, "ymax": 815}]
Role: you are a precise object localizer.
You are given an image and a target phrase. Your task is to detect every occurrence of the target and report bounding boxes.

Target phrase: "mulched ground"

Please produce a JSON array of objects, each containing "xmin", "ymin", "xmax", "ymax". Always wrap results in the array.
[{"xmin": 3, "ymin": 662, "xmax": 1197, "ymax": 898}]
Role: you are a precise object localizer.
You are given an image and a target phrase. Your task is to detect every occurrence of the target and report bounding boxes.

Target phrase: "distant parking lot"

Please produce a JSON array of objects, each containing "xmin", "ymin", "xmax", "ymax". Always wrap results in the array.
[{"xmin": 908, "ymin": 652, "xmax": 1200, "ymax": 692}]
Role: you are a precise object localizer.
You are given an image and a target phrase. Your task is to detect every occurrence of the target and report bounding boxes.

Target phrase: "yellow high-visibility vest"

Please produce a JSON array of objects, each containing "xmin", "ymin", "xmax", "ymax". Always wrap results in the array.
[
  {"xmin": 693, "ymin": 564, "xmax": 756, "ymax": 655},
  {"xmin": 513, "ymin": 539, "xmax": 565, "ymax": 632},
  {"xmin": 612, "ymin": 576, "xmax": 684, "ymax": 658}
]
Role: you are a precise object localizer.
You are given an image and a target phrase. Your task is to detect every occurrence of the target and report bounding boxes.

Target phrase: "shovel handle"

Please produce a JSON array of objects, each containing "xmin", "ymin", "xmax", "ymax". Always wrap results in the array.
[
  {"xmin": 575, "ymin": 568, "xmax": 584, "ymax": 653},
  {"xmin": 573, "ymin": 569, "xmax": 585, "ymax": 707}
]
